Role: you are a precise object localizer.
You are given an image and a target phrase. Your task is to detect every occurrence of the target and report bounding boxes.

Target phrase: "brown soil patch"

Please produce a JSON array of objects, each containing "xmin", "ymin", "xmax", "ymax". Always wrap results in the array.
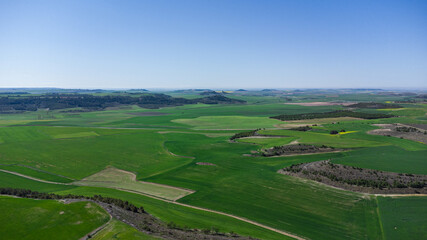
[
  {"xmin": 369, "ymin": 123, "xmax": 427, "ymax": 144},
  {"xmin": 406, "ymin": 124, "xmax": 427, "ymax": 131}
]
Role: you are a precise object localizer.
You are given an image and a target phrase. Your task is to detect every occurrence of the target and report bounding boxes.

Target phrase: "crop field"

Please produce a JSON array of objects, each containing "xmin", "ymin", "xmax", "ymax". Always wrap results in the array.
[
  {"xmin": 75, "ymin": 167, "xmax": 194, "ymax": 201},
  {"xmin": 172, "ymin": 115, "xmax": 282, "ymax": 129},
  {"xmin": 331, "ymin": 146, "xmax": 427, "ymax": 175},
  {"xmin": 377, "ymin": 197, "xmax": 427, "ymax": 240},
  {"xmin": 91, "ymin": 219, "xmax": 161, "ymax": 240},
  {"xmin": 1, "ymin": 90, "xmax": 426, "ymax": 240},
  {"xmin": 0, "ymin": 196, "xmax": 109, "ymax": 240}
]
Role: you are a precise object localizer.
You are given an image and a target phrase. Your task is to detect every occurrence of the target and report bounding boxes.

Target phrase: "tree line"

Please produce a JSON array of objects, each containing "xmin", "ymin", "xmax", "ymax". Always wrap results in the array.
[
  {"xmin": 0, "ymin": 93, "xmax": 246, "ymax": 113},
  {"xmin": 346, "ymin": 102, "xmax": 402, "ymax": 109},
  {"xmin": 229, "ymin": 129, "xmax": 260, "ymax": 140},
  {"xmin": 283, "ymin": 162, "xmax": 425, "ymax": 190}
]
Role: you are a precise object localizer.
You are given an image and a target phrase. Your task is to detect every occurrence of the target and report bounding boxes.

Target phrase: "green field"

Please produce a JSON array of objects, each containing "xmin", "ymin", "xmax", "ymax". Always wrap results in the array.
[
  {"xmin": 173, "ymin": 115, "xmax": 282, "ymax": 129},
  {"xmin": 1, "ymin": 91, "xmax": 426, "ymax": 239},
  {"xmin": 0, "ymin": 196, "xmax": 109, "ymax": 240},
  {"xmin": 377, "ymin": 197, "xmax": 427, "ymax": 240},
  {"xmin": 236, "ymin": 136, "xmax": 297, "ymax": 148},
  {"xmin": 75, "ymin": 167, "xmax": 194, "ymax": 201},
  {"xmin": 332, "ymin": 146, "xmax": 427, "ymax": 174},
  {"xmin": 92, "ymin": 219, "xmax": 161, "ymax": 240}
]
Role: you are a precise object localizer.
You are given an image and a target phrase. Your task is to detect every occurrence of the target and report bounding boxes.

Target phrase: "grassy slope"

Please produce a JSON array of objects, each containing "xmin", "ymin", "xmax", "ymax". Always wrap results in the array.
[
  {"xmin": 259, "ymin": 128, "xmax": 388, "ymax": 148},
  {"xmin": 172, "ymin": 116, "xmax": 282, "ymax": 129},
  {"xmin": 0, "ymin": 164, "xmax": 73, "ymax": 183},
  {"xmin": 0, "ymin": 196, "xmax": 109, "ymax": 240},
  {"xmin": 0, "ymin": 127, "xmax": 191, "ymax": 179},
  {"xmin": 92, "ymin": 219, "xmax": 161, "ymax": 240},
  {"xmin": 332, "ymin": 146, "xmax": 427, "ymax": 175}
]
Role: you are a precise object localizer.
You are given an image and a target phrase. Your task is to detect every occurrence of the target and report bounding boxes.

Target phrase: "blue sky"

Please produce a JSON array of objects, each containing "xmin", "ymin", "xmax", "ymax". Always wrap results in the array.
[{"xmin": 0, "ymin": 0, "xmax": 426, "ymax": 89}]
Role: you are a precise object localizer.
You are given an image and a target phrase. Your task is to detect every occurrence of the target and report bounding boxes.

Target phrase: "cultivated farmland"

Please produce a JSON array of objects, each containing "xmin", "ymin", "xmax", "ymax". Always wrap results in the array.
[{"xmin": 0, "ymin": 89, "xmax": 426, "ymax": 240}]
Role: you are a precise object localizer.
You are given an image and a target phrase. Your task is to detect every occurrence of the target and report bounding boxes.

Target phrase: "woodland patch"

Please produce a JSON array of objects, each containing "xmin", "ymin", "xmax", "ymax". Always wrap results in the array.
[{"xmin": 279, "ymin": 160, "xmax": 427, "ymax": 194}]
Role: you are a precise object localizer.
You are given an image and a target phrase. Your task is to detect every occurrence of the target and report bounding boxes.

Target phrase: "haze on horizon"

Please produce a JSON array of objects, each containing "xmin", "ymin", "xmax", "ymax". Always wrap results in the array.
[{"xmin": 0, "ymin": 0, "xmax": 426, "ymax": 89}]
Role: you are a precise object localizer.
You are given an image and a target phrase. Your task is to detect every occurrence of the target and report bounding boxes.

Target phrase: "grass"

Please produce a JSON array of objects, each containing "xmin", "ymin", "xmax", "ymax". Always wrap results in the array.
[
  {"xmin": 55, "ymin": 186, "xmax": 293, "ymax": 240},
  {"xmin": 91, "ymin": 219, "xmax": 161, "ymax": 240},
  {"xmin": 332, "ymin": 146, "xmax": 427, "ymax": 174},
  {"xmin": 236, "ymin": 136, "xmax": 297, "ymax": 148},
  {"xmin": 0, "ymin": 164, "xmax": 73, "ymax": 183},
  {"xmin": 0, "ymin": 171, "xmax": 76, "ymax": 192},
  {"xmin": 0, "ymin": 127, "xmax": 192, "ymax": 180},
  {"xmin": 259, "ymin": 129, "xmax": 387, "ymax": 148},
  {"xmin": 275, "ymin": 117, "xmax": 363, "ymax": 127},
  {"xmin": 149, "ymin": 132, "xmax": 382, "ymax": 240},
  {"xmin": 377, "ymin": 196, "xmax": 427, "ymax": 240},
  {"xmin": 0, "ymin": 196, "xmax": 109, "ymax": 240},
  {"xmin": 74, "ymin": 167, "xmax": 194, "ymax": 201},
  {"xmin": 172, "ymin": 116, "xmax": 282, "ymax": 129},
  {"xmin": 52, "ymin": 131, "xmax": 99, "ymax": 139},
  {"xmin": 0, "ymin": 171, "xmax": 289, "ymax": 240},
  {"xmin": 0, "ymin": 96, "xmax": 426, "ymax": 239}
]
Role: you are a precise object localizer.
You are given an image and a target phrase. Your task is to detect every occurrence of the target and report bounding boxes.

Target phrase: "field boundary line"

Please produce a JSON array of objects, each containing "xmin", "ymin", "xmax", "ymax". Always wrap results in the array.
[
  {"xmin": 375, "ymin": 197, "xmax": 385, "ymax": 240},
  {"xmin": 110, "ymin": 188, "xmax": 305, "ymax": 240},
  {"xmin": 0, "ymin": 169, "xmax": 72, "ymax": 185}
]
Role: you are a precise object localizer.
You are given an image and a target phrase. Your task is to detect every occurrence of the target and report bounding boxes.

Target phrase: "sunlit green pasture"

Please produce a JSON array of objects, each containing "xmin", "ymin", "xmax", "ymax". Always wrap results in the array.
[
  {"xmin": 0, "ymin": 196, "xmax": 109, "ymax": 240},
  {"xmin": 173, "ymin": 116, "xmax": 282, "ymax": 129},
  {"xmin": 0, "ymin": 127, "xmax": 191, "ymax": 180},
  {"xmin": 377, "ymin": 197, "xmax": 427, "ymax": 240},
  {"xmin": 259, "ymin": 129, "xmax": 388, "ymax": 148},
  {"xmin": 332, "ymin": 146, "xmax": 427, "ymax": 174}
]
